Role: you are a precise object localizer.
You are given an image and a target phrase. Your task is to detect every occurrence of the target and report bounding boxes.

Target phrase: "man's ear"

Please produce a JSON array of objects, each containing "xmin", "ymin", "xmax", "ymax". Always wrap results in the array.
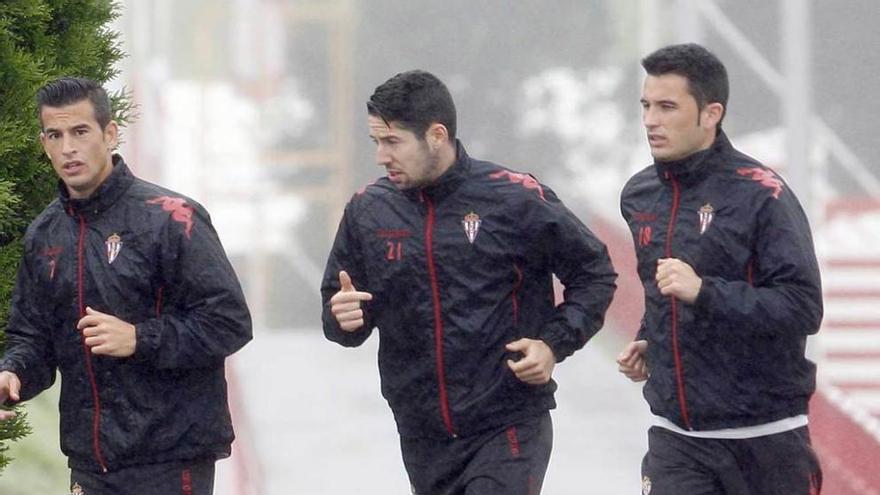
[
  {"xmin": 104, "ymin": 120, "xmax": 119, "ymax": 150},
  {"xmin": 702, "ymin": 102, "xmax": 724, "ymax": 130},
  {"xmin": 426, "ymin": 122, "xmax": 449, "ymax": 149}
]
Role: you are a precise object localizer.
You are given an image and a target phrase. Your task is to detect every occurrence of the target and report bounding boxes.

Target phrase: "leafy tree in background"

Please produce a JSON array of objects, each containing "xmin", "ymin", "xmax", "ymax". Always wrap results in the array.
[{"xmin": 0, "ymin": 0, "xmax": 127, "ymax": 472}]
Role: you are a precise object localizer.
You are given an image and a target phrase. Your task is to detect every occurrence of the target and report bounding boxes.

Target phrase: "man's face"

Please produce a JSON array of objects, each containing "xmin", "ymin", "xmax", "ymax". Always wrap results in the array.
[
  {"xmin": 640, "ymin": 73, "xmax": 717, "ymax": 162},
  {"xmin": 368, "ymin": 115, "xmax": 442, "ymax": 190},
  {"xmin": 40, "ymin": 99, "xmax": 117, "ymax": 199}
]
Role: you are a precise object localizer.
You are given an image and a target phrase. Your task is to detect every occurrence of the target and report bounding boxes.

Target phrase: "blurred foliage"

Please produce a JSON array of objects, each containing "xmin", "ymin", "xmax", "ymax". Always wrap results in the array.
[
  {"xmin": 0, "ymin": 385, "xmax": 65, "ymax": 493},
  {"xmin": 0, "ymin": 0, "xmax": 127, "ymax": 474}
]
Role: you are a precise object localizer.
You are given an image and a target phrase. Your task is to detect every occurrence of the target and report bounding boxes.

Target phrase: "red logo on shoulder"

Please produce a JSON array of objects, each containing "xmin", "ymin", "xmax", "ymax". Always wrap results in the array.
[
  {"xmin": 736, "ymin": 168, "xmax": 784, "ymax": 199},
  {"xmin": 356, "ymin": 180, "xmax": 378, "ymax": 196},
  {"xmin": 489, "ymin": 170, "xmax": 546, "ymax": 201},
  {"xmin": 146, "ymin": 196, "xmax": 194, "ymax": 238}
]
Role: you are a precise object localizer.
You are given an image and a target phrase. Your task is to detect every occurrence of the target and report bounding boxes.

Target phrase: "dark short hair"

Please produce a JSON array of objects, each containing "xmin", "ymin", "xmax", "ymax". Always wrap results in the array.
[
  {"xmin": 37, "ymin": 77, "xmax": 112, "ymax": 129},
  {"xmin": 367, "ymin": 70, "xmax": 457, "ymax": 141},
  {"xmin": 642, "ymin": 43, "xmax": 729, "ymax": 128}
]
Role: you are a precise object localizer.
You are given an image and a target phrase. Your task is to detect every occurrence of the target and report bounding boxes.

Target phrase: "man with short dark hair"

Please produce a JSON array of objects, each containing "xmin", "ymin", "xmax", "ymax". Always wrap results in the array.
[
  {"xmin": 617, "ymin": 43, "xmax": 823, "ymax": 494},
  {"xmin": 321, "ymin": 70, "xmax": 617, "ymax": 494},
  {"xmin": 0, "ymin": 77, "xmax": 252, "ymax": 494}
]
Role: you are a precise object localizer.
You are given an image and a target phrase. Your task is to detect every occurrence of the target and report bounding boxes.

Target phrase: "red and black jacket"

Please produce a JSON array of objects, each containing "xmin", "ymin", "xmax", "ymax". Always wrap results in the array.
[
  {"xmin": 1, "ymin": 156, "xmax": 252, "ymax": 472},
  {"xmin": 620, "ymin": 132, "xmax": 822, "ymax": 431},
  {"xmin": 321, "ymin": 142, "xmax": 616, "ymax": 438}
]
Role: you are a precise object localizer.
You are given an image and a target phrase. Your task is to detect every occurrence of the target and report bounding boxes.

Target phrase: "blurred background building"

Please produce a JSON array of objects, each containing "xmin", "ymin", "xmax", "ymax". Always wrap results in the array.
[{"xmin": 2, "ymin": 1, "xmax": 879, "ymax": 493}]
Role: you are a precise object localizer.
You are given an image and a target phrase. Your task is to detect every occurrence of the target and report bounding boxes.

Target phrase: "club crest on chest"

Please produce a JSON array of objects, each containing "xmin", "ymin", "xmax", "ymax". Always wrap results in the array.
[
  {"xmin": 698, "ymin": 203, "xmax": 715, "ymax": 235},
  {"xmin": 105, "ymin": 233, "xmax": 123, "ymax": 264},
  {"xmin": 462, "ymin": 211, "xmax": 481, "ymax": 244}
]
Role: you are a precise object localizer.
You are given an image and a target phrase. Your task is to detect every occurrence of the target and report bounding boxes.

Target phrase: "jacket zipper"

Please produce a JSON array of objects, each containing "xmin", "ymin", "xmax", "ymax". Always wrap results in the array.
[
  {"xmin": 664, "ymin": 175, "xmax": 692, "ymax": 430},
  {"xmin": 423, "ymin": 196, "xmax": 456, "ymax": 436},
  {"xmin": 155, "ymin": 286, "xmax": 164, "ymax": 316},
  {"xmin": 511, "ymin": 263, "xmax": 524, "ymax": 326},
  {"xmin": 77, "ymin": 215, "xmax": 109, "ymax": 472}
]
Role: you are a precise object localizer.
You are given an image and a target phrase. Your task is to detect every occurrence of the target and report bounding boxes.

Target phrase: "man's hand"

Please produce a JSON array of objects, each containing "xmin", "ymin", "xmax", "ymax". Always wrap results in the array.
[
  {"xmin": 506, "ymin": 338, "xmax": 556, "ymax": 385},
  {"xmin": 330, "ymin": 271, "xmax": 373, "ymax": 332},
  {"xmin": 616, "ymin": 340, "xmax": 649, "ymax": 382},
  {"xmin": 656, "ymin": 258, "xmax": 702, "ymax": 304},
  {"xmin": 78, "ymin": 307, "xmax": 137, "ymax": 357},
  {"xmin": 0, "ymin": 371, "xmax": 21, "ymax": 420}
]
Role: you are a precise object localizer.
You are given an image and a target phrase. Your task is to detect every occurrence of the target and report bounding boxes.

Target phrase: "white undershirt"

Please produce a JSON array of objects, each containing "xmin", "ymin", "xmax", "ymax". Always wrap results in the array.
[{"xmin": 652, "ymin": 414, "xmax": 809, "ymax": 439}]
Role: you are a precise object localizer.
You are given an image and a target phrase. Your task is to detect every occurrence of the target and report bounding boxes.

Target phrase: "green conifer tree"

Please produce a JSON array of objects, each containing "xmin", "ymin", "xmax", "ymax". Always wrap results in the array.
[{"xmin": 0, "ymin": 0, "xmax": 127, "ymax": 472}]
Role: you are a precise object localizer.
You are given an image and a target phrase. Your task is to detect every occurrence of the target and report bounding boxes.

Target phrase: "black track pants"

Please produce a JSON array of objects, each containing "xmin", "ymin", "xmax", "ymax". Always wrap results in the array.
[
  {"xmin": 70, "ymin": 458, "xmax": 215, "ymax": 495},
  {"xmin": 402, "ymin": 412, "xmax": 553, "ymax": 495},
  {"xmin": 641, "ymin": 425, "xmax": 822, "ymax": 495}
]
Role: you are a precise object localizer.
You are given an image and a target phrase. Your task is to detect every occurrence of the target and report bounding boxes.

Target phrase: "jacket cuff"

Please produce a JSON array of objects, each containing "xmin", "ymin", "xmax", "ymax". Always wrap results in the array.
[
  {"xmin": 323, "ymin": 313, "xmax": 372, "ymax": 347},
  {"xmin": 539, "ymin": 329, "xmax": 569, "ymax": 363},
  {"xmin": 0, "ymin": 359, "xmax": 23, "ymax": 380},
  {"xmin": 693, "ymin": 277, "xmax": 715, "ymax": 315},
  {"xmin": 133, "ymin": 321, "xmax": 160, "ymax": 364}
]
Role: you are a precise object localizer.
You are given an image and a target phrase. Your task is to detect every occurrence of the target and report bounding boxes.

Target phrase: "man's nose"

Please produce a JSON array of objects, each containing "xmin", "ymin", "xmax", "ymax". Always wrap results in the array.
[
  {"xmin": 375, "ymin": 144, "xmax": 391, "ymax": 165},
  {"xmin": 62, "ymin": 134, "xmax": 77, "ymax": 155},
  {"xmin": 642, "ymin": 107, "xmax": 659, "ymax": 128}
]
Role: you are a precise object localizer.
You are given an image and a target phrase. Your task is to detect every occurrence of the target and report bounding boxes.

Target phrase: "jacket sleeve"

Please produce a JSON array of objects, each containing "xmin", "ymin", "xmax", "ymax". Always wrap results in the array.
[
  {"xmin": 133, "ymin": 202, "xmax": 253, "ymax": 369},
  {"xmin": 527, "ymin": 188, "xmax": 617, "ymax": 361},
  {"xmin": 0, "ymin": 245, "xmax": 58, "ymax": 402},
  {"xmin": 635, "ymin": 317, "xmax": 648, "ymax": 341},
  {"xmin": 621, "ymin": 180, "xmax": 649, "ymax": 344},
  {"xmin": 692, "ymin": 187, "xmax": 822, "ymax": 337},
  {"xmin": 320, "ymin": 199, "xmax": 374, "ymax": 347}
]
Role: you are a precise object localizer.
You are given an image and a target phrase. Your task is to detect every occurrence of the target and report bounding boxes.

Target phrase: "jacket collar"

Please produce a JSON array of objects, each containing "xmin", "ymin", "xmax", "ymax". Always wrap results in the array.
[
  {"xmin": 404, "ymin": 139, "xmax": 471, "ymax": 202},
  {"xmin": 60, "ymin": 154, "xmax": 135, "ymax": 218},
  {"xmin": 654, "ymin": 131, "xmax": 732, "ymax": 186}
]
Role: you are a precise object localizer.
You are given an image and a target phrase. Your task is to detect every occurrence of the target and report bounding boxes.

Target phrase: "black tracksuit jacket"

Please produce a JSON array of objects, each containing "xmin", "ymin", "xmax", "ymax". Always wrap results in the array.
[
  {"xmin": 1, "ymin": 156, "xmax": 252, "ymax": 472},
  {"xmin": 321, "ymin": 142, "xmax": 617, "ymax": 439},
  {"xmin": 620, "ymin": 132, "xmax": 822, "ymax": 431}
]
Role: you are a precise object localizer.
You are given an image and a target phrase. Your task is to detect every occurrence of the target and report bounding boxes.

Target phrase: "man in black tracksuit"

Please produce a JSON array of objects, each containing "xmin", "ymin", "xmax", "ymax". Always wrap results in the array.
[
  {"xmin": 617, "ymin": 44, "xmax": 823, "ymax": 494},
  {"xmin": 321, "ymin": 70, "xmax": 616, "ymax": 494},
  {"xmin": 0, "ymin": 78, "xmax": 252, "ymax": 494}
]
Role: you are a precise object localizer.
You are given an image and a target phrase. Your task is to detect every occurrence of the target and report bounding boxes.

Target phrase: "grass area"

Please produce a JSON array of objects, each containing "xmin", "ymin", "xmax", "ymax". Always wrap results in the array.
[{"xmin": 0, "ymin": 381, "xmax": 68, "ymax": 494}]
